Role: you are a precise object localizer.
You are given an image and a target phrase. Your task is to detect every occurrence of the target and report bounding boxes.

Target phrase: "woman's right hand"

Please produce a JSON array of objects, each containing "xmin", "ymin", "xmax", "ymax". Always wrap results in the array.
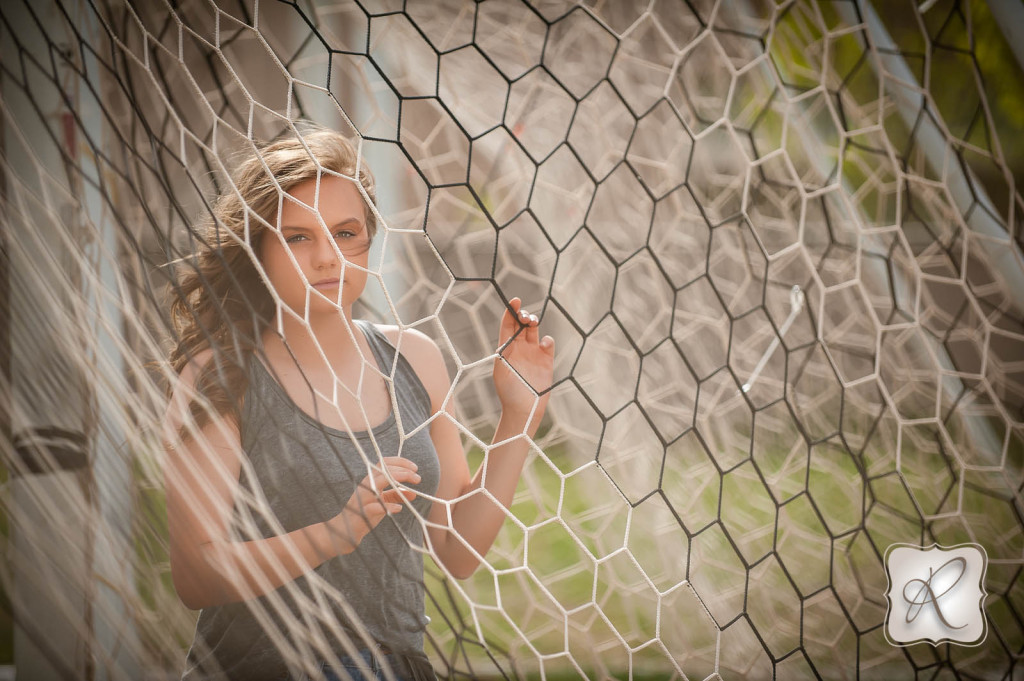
[{"xmin": 324, "ymin": 456, "xmax": 421, "ymax": 555}]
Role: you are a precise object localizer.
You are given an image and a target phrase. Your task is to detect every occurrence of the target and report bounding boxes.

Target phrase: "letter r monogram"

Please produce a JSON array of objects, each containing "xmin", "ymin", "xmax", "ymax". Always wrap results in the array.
[{"xmin": 885, "ymin": 543, "xmax": 988, "ymax": 647}]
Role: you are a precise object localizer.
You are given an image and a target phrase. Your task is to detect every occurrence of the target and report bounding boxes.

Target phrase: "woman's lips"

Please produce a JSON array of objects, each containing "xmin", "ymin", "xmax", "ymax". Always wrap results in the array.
[{"xmin": 313, "ymin": 278, "xmax": 340, "ymax": 289}]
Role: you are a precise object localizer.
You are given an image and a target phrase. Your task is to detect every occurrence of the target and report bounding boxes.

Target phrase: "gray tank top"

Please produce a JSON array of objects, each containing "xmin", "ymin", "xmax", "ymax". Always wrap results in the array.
[{"xmin": 180, "ymin": 320, "xmax": 442, "ymax": 681}]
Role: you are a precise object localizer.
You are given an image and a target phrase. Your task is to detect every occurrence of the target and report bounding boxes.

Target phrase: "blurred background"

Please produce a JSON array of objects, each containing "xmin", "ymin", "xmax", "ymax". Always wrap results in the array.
[{"xmin": 1, "ymin": 0, "xmax": 1022, "ymax": 679}]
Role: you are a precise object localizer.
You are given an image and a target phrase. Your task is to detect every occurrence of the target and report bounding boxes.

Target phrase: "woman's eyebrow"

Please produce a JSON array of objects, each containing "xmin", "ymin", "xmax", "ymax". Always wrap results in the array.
[{"xmin": 280, "ymin": 217, "xmax": 364, "ymax": 231}]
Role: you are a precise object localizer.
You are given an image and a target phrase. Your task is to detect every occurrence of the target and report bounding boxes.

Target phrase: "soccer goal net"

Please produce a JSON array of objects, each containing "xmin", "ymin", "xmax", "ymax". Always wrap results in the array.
[{"xmin": 1, "ymin": 0, "xmax": 1022, "ymax": 679}]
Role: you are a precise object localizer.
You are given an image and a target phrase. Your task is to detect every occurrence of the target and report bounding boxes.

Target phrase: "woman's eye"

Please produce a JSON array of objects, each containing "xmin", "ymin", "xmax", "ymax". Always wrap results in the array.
[{"xmin": 284, "ymin": 230, "xmax": 356, "ymax": 243}]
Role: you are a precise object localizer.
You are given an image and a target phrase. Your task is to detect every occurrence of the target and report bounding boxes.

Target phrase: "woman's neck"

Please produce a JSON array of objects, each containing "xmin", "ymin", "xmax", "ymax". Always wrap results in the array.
[{"xmin": 264, "ymin": 306, "xmax": 361, "ymax": 369}]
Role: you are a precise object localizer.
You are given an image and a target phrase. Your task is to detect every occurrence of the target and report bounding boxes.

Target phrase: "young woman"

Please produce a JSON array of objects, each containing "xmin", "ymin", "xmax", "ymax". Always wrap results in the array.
[{"xmin": 162, "ymin": 126, "xmax": 554, "ymax": 681}]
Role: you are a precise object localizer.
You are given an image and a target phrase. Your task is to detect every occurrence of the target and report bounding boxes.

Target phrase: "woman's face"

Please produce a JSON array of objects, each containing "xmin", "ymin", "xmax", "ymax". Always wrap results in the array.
[{"xmin": 258, "ymin": 175, "xmax": 372, "ymax": 318}]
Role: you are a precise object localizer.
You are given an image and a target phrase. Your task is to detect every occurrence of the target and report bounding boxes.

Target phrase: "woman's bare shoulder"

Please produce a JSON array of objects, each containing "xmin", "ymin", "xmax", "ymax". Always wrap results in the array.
[
  {"xmin": 376, "ymin": 323, "xmax": 435, "ymax": 350},
  {"xmin": 375, "ymin": 324, "xmax": 450, "ymax": 408},
  {"xmin": 177, "ymin": 347, "xmax": 217, "ymax": 382},
  {"xmin": 162, "ymin": 347, "xmax": 237, "ymax": 444}
]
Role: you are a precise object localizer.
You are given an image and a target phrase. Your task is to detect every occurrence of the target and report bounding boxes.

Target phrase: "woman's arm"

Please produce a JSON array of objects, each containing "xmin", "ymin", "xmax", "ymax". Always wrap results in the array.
[
  {"xmin": 399, "ymin": 298, "xmax": 554, "ymax": 579},
  {"xmin": 163, "ymin": 350, "xmax": 419, "ymax": 609},
  {"xmin": 430, "ymin": 410, "xmax": 539, "ymax": 580}
]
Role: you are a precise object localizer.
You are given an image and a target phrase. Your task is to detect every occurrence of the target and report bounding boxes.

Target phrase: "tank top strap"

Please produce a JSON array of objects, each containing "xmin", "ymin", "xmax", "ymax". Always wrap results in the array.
[
  {"xmin": 354, "ymin": 320, "xmax": 433, "ymax": 419},
  {"xmin": 240, "ymin": 350, "xmax": 271, "ymax": 445},
  {"xmin": 354, "ymin": 318, "xmax": 393, "ymax": 374}
]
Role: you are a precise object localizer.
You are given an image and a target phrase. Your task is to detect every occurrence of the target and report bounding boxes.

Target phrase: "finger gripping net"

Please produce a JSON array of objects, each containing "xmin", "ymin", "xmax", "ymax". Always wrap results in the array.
[{"xmin": 1, "ymin": 1, "xmax": 1023, "ymax": 680}]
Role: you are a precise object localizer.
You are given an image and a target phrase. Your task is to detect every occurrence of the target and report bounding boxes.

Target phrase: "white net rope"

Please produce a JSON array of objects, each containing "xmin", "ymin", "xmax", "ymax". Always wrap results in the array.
[{"xmin": 1, "ymin": 0, "xmax": 1023, "ymax": 679}]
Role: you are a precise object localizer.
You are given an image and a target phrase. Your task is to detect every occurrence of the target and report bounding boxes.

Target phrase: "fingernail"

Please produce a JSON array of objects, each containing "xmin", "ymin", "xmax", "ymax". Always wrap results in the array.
[
  {"xmin": 529, "ymin": 314, "xmax": 538, "ymax": 324},
  {"xmin": 520, "ymin": 310, "xmax": 529, "ymax": 318}
]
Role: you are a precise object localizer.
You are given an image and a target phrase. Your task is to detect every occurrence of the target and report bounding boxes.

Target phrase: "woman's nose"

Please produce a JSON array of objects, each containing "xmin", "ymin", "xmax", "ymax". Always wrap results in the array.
[{"xmin": 312, "ymin": 233, "xmax": 340, "ymax": 268}]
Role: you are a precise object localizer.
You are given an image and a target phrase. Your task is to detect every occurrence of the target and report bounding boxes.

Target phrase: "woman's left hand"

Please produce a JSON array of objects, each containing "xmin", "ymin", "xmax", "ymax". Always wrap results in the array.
[{"xmin": 493, "ymin": 297, "xmax": 555, "ymax": 437}]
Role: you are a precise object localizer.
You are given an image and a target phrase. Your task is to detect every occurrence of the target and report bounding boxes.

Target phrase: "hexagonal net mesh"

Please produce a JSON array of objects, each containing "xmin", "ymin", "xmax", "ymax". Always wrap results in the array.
[{"xmin": 0, "ymin": 0, "xmax": 1022, "ymax": 679}]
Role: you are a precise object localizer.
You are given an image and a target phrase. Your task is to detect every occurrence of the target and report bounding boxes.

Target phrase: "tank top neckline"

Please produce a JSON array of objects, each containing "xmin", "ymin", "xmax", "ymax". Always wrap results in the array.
[{"xmin": 250, "ymin": 319, "xmax": 398, "ymax": 440}]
